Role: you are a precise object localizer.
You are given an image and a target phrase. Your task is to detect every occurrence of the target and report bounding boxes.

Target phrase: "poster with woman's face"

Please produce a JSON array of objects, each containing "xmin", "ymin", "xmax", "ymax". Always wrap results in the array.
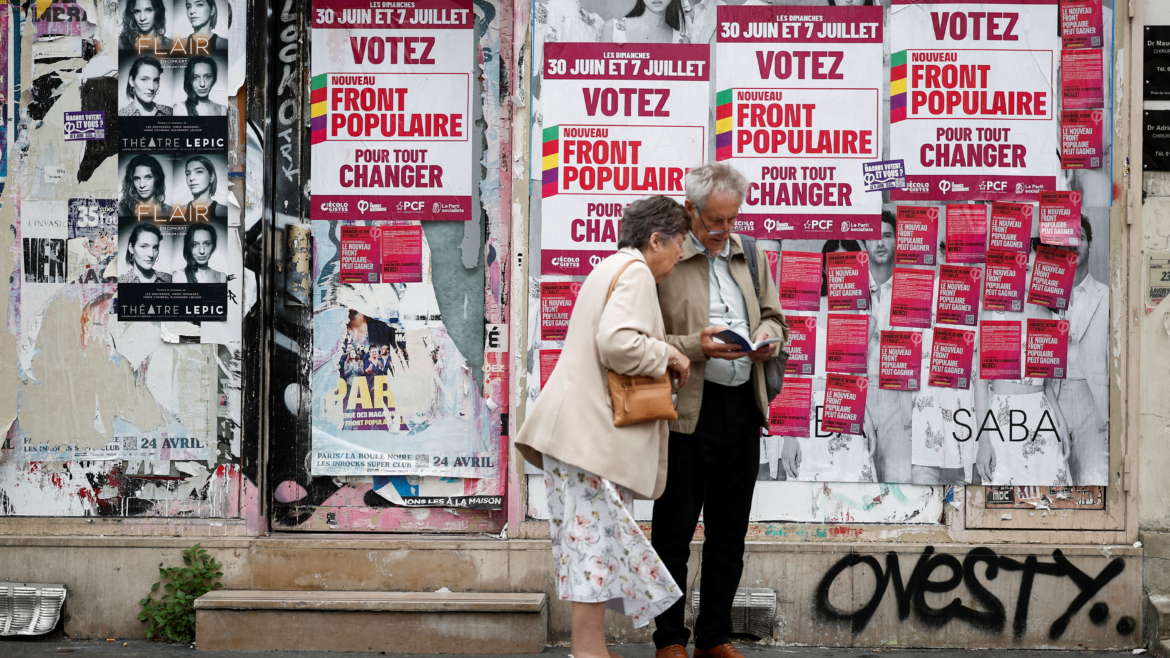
[
  {"xmin": 118, "ymin": 153, "xmax": 175, "ymax": 219},
  {"xmin": 168, "ymin": 215, "xmax": 229, "ymax": 283},
  {"xmin": 171, "ymin": 53, "xmax": 229, "ymax": 116},
  {"xmin": 170, "ymin": 153, "xmax": 229, "ymax": 215},
  {"xmin": 118, "ymin": 55, "xmax": 174, "ymax": 115},
  {"xmin": 117, "ymin": 219, "xmax": 176, "ymax": 283},
  {"xmin": 171, "ymin": 0, "xmax": 229, "ymax": 47},
  {"xmin": 118, "ymin": 0, "xmax": 175, "ymax": 52}
]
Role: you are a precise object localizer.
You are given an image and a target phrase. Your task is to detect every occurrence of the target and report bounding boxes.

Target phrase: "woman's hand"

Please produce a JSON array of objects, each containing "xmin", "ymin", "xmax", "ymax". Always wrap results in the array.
[
  {"xmin": 667, "ymin": 346, "xmax": 690, "ymax": 388},
  {"xmin": 976, "ymin": 435, "xmax": 996, "ymax": 484}
]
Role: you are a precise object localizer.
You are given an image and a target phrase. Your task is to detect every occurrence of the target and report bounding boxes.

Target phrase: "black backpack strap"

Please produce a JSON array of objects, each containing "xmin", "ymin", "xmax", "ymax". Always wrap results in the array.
[{"xmin": 738, "ymin": 234, "xmax": 762, "ymax": 301}]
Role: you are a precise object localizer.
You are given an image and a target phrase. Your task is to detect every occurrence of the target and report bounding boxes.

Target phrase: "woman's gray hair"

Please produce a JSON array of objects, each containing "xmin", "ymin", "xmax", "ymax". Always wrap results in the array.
[
  {"xmin": 685, "ymin": 163, "xmax": 748, "ymax": 212},
  {"xmin": 617, "ymin": 196, "xmax": 691, "ymax": 250}
]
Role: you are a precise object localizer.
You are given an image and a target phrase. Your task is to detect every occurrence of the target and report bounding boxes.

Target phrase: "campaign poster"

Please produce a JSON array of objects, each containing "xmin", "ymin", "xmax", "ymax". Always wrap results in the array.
[
  {"xmin": 64, "ymin": 111, "xmax": 106, "ymax": 141},
  {"xmin": 716, "ymin": 5, "xmax": 882, "ymax": 240},
  {"xmin": 889, "ymin": 0, "xmax": 1060, "ymax": 201},
  {"xmin": 1039, "ymin": 190, "xmax": 1082, "ymax": 246},
  {"xmin": 779, "ymin": 251, "xmax": 823, "ymax": 312},
  {"xmin": 765, "ymin": 250, "xmax": 779, "ymax": 286},
  {"xmin": 826, "ymin": 251, "xmax": 870, "ymax": 311},
  {"xmin": 890, "ymin": 267, "xmax": 935, "ymax": 329},
  {"xmin": 541, "ymin": 43, "xmax": 709, "ymax": 275},
  {"xmin": 1025, "ymin": 318, "xmax": 1069, "ymax": 379},
  {"xmin": 1061, "ymin": 49, "xmax": 1105, "ymax": 110},
  {"xmin": 980, "ymin": 320, "xmax": 1023, "ymax": 379},
  {"xmin": 1061, "ymin": 109, "xmax": 1103, "ymax": 169},
  {"xmin": 928, "ymin": 327, "xmax": 975, "ymax": 389},
  {"xmin": 539, "ymin": 349, "xmax": 562, "ymax": 389},
  {"xmin": 310, "ymin": 0, "xmax": 474, "ymax": 221},
  {"xmin": 936, "ymin": 264, "xmax": 982, "ymax": 326},
  {"xmin": 379, "ymin": 225, "xmax": 424, "ymax": 283},
  {"xmin": 894, "ymin": 206, "xmax": 938, "ymax": 266},
  {"xmin": 768, "ymin": 376, "xmax": 812, "ymax": 438},
  {"xmin": 785, "ymin": 314, "xmax": 816, "ymax": 376},
  {"xmin": 1028, "ymin": 244, "xmax": 1078, "ymax": 310},
  {"xmin": 983, "ymin": 249, "xmax": 1028, "ymax": 311},
  {"xmin": 944, "ymin": 204, "xmax": 988, "ymax": 264},
  {"xmin": 822, "ymin": 373, "xmax": 867, "ymax": 436},
  {"xmin": 825, "ymin": 313, "xmax": 868, "ymax": 375},
  {"xmin": 1061, "ymin": 0, "xmax": 1102, "ymax": 49},
  {"xmin": 989, "ymin": 201, "xmax": 1034, "ymax": 252},
  {"xmin": 878, "ymin": 330, "xmax": 922, "ymax": 391},
  {"xmin": 340, "ymin": 226, "xmax": 381, "ymax": 283},
  {"xmin": 540, "ymin": 280, "xmax": 579, "ymax": 341},
  {"xmin": 338, "ymin": 224, "xmax": 425, "ymax": 284}
]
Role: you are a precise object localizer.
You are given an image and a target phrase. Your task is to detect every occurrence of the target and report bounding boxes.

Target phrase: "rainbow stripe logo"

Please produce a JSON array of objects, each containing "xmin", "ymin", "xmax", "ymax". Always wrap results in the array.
[
  {"xmin": 890, "ymin": 50, "xmax": 907, "ymax": 124},
  {"xmin": 715, "ymin": 89, "xmax": 733, "ymax": 161},
  {"xmin": 542, "ymin": 125, "xmax": 559, "ymax": 198},
  {"xmin": 310, "ymin": 74, "xmax": 328, "ymax": 145}
]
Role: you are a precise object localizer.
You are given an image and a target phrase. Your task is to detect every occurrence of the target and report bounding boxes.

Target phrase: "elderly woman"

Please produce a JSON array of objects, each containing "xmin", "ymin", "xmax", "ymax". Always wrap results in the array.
[{"xmin": 517, "ymin": 196, "xmax": 692, "ymax": 658}]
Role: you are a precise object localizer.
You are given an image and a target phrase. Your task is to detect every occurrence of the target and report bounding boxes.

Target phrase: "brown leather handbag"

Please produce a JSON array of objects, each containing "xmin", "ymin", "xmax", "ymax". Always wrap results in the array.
[{"xmin": 603, "ymin": 259, "xmax": 679, "ymax": 427}]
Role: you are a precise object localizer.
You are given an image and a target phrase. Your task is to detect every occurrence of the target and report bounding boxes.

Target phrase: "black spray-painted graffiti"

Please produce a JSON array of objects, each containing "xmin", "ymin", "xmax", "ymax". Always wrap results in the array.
[{"xmin": 815, "ymin": 546, "xmax": 1134, "ymax": 640}]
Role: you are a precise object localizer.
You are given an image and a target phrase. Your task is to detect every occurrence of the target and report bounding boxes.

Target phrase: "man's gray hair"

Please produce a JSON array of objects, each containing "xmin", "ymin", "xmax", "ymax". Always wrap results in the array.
[
  {"xmin": 685, "ymin": 163, "xmax": 748, "ymax": 211},
  {"xmin": 617, "ymin": 196, "xmax": 691, "ymax": 250}
]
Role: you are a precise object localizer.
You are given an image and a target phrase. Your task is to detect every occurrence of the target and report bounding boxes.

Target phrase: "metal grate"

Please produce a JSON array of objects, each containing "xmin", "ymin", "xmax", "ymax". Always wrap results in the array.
[
  {"xmin": 690, "ymin": 587, "xmax": 776, "ymax": 639},
  {"xmin": 0, "ymin": 583, "xmax": 67, "ymax": 636}
]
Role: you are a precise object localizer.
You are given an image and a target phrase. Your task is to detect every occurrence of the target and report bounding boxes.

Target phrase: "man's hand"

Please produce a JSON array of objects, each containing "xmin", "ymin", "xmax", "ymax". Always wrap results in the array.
[
  {"xmin": 748, "ymin": 332, "xmax": 777, "ymax": 362},
  {"xmin": 700, "ymin": 325, "xmax": 746, "ymax": 360}
]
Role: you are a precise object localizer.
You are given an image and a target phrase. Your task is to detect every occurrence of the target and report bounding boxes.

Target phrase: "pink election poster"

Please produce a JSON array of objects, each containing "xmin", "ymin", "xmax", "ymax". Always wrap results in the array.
[
  {"xmin": 989, "ymin": 202, "xmax": 1034, "ymax": 253},
  {"xmin": 1025, "ymin": 318, "xmax": 1070, "ymax": 379},
  {"xmin": 779, "ymin": 252, "xmax": 824, "ymax": 312},
  {"xmin": 1061, "ymin": 49, "xmax": 1105, "ymax": 110},
  {"xmin": 540, "ymin": 281, "xmax": 579, "ymax": 341},
  {"xmin": 340, "ymin": 226, "xmax": 381, "ymax": 284},
  {"xmin": 379, "ymin": 226, "xmax": 424, "ymax": 283},
  {"xmin": 1028, "ymin": 244, "xmax": 1078, "ymax": 310},
  {"xmin": 822, "ymin": 373, "xmax": 868, "ymax": 436},
  {"xmin": 1039, "ymin": 190, "xmax": 1082, "ymax": 246},
  {"xmin": 1061, "ymin": 110, "xmax": 1104, "ymax": 169},
  {"xmin": 539, "ymin": 349, "xmax": 562, "ymax": 389},
  {"xmin": 936, "ymin": 264, "xmax": 982, "ymax": 326},
  {"xmin": 826, "ymin": 314, "xmax": 869, "ymax": 375},
  {"xmin": 827, "ymin": 252, "xmax": 871, "ymax": 312},
  {"xmin": 928, "ymin": 327, "xmax": 975, "ymax": 389},
  {"xmin": 980, "ymin": 320, "xmax": 1023, "ymax": 380},
  {"xmin": 895, "ymin": 206, "xmax": 939, "ymax": 266},
  {"xmin": 1062, "ymin": 0, "xmax": 1103, "ymax": 49},
  {"xmin": 983, "ymin": 250, "xmax": 1028, "ymax": 312},
  {"xmin": 890, "ymin": 268, "xmax": 935, "ymax": 329},
  {"xmin": 878, "ymin": 330, "xmax": 922, "ymax": 391},
  {"xmin": 768, "ymin": 377, "xmax": 812, "ymax": 438},
  {"xmin": 339, "ymin": 224, "xmax": 424, "ymax": 284},
  {"xmin": 766, "ymin": 251, "xmax": 780, "ymax": 286},
  {"xmin": 945, "ymin": 204, "xmax": 988, "ymax": 265},
  {"xmin": 785, "ymin": 315, "xmax": 817, "ymax": 376}
]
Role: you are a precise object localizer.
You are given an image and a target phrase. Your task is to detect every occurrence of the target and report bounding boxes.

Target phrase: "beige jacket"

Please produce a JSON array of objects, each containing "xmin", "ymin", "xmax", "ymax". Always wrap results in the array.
[
  {"xmin": 656, "ymin": 234, "xmax": 789, "ymax": 434},
  {"xmin": 516, "ymin": 249, "xmax": 673, "ymax": 499}
]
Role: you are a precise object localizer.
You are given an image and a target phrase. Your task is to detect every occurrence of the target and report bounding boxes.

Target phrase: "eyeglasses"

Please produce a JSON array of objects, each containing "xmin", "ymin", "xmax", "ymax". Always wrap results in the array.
[{"xmin": 694, "ymin": 208, "xmax": 735, "ymax": 236}]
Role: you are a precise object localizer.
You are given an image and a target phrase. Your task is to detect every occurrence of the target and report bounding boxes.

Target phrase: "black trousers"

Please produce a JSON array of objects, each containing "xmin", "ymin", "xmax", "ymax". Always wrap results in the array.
[{"xmin": 651, "ymin": 381, "xmax": 761, "ymax": 651}]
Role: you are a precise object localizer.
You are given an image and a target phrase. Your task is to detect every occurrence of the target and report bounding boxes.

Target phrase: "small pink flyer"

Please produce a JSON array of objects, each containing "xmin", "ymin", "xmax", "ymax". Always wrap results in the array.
[
  {"xmin": 825, "ymin": 314, "xmax": 869, "ymax": 375},
  {"xmin": 890, "ymin": 268, "xmax": 935, "ymax": 329},
  {"xmin": 1028, "ymin": 244, "xmax": 1078, "ymax": 311},
  {"xmin": 983, "ymin": 250, "xmax": 1028, "ymax": 312},
  {"xmin": 378, "ymin": 226, "xmax": 424, "ymax": 283},
  {"xmin": 827, "ymin": 252, "xmax": 871, "ymax": 312},
  {"xmin": 1025, "ymin": 318, "xmax": 1070, "ymax": 379},
  {"xmin": 1061, "ymin": 0, "xmax": 1103, "ymax": 49},
  {"xmin": 779, "ymin": 252, "xmax": 823, "ymax": 312},
  {"xmin": 1039, "ymin": 190, "xmax": 1082, "ymax": 246},
  {"xmin": 822, "ymin": 373, "xmax": 868, "ymax": 436},
  {"xmin": 878, "ymin": 330, "xmax": 923, "ymax": 391},
  {"xmin": 540, "ymin": 281, "xmax": 580, "ymax": 342},
  {"xmin": 989, "ymin": 202, "xmax": 1033, "ymax": 253},
  {"xmin": 1061, "ymin": 109, "xmax": 1104, "ymax": 169},
  {"xmin": 928, "ymin": 327, "xmax": 976, "ymax": 389},
  {"xmin": 768, "ymin": 377, "xmax": 812, "ymax": 438},
  {"xmin": 765, "ymin": 250, "xmax": 779, "ymax": 286},
  {"xmin": 945, "ymin": 204, "xmax": 988, "ymax": 265},
  {"xmin": 340, "ymin": 226, "xmax": 381, "ymax": 284},
  {"xmin": 980, "ymin": 321, "xmax": 1023, "ymax": 380},
  {"xmin": 935, "ymin": 264, "xmax": 982, "ymax": 326},
  {"xmin": 785, "ymin": 314, "xmax": 817, "ymax": 376},
  {"xmin": 1061, "ymin": 49, "xmax": 1105, "ymax": 110},
  {"xmin": 895, "ymin": 206, "xmax": 939, "ymax": 266},
  {"xmin": 539, "ymin": 349, "xmax": 562, "ymax": 389}
]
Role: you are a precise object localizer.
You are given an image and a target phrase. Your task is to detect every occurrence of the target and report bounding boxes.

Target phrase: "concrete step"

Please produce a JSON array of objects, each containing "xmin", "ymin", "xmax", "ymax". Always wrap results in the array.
[{"xmin": 194, "ymin": 590, "xmax": 548, "ymax": 654}]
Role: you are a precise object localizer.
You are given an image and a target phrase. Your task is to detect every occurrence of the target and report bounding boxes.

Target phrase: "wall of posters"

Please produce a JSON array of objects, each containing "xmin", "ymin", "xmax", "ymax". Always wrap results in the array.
[
  {"xmin": 540, "ymin": 42, "xmax": 710, "ymax": 276},
  {"xmin": 716, "ymin": 5, "xmax": 883, "ymax": 240},
  {"xmin": 310, "ymin": 0, "xmax": 474, "ymax": 221}
]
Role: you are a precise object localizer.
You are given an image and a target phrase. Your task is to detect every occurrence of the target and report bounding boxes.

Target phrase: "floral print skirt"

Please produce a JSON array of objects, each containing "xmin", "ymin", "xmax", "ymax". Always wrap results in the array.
[{"xmin": 542, "ymin": 455, "xmax": 681, "ymax": 628}]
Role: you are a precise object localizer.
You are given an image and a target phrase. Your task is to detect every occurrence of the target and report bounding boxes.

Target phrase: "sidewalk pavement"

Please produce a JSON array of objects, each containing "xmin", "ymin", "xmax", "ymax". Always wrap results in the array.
[{"xmin": 0, "ymin": 640, "xmax": 1148, "ymax": 657}]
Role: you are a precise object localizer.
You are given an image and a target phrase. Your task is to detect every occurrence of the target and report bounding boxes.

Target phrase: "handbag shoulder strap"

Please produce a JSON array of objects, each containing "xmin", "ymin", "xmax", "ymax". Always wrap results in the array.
[
  {"xmin": 605, "ymin": 258, "xmax": 640, "ymax": 303},
  {"xmin": 738, "ymin": 233, "xmax": 762, "ymax": 302}
]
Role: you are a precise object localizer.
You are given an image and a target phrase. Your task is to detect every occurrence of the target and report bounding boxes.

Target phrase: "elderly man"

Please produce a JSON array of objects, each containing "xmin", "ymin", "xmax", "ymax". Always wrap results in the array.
[{"xmin": 651, "ymin": 163, "xmax": 789, "ymax": 658}]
